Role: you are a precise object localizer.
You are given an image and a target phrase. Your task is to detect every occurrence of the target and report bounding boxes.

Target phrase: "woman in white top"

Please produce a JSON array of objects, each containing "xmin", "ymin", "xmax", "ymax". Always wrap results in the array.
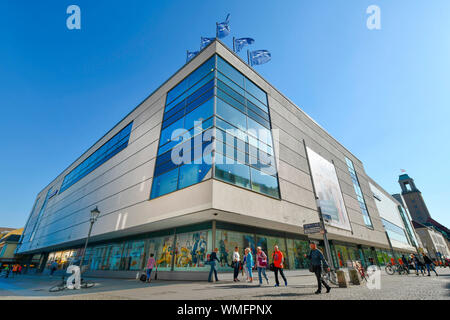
[{"xmin": 232, "ymin": 246, "xmax": 240, "ymax": 282}]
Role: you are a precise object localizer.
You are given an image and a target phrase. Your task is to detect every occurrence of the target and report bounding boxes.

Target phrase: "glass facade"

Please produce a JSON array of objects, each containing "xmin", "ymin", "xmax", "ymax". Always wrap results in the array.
[
  {"xmin": 382, "ymin": 218, "xmax": 409, "ymax": 244},
  {"xmin": 29, "ymin": 188, "xmax": 53, "ymax": 242},
  {"xmin": 45, "ymin": 221, "xmax": 408, "ymax": 273},
  {"xmin": 60, "ymin": 122, "xmax": 133, "ymax": 194},
  {"xmin": 150, "ymin": 54, "xmax": 280, "ymax": 199},
  {"xmin": 397, "ymin": 205, "xmax": 417, "ymax": 247},
  {"xmin": 345, "ymin": 157, "xmax": 373, "ymax": 227},
  {"xmin": 215, "ymin": 56, "xmax": 279, "ymax": 198},
  {"xmin": 214, "ymin": 226, "xmax": 308, "ymax": 272}
]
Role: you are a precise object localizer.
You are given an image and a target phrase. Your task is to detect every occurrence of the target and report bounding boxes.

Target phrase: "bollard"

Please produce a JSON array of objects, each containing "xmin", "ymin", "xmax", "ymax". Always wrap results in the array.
[
  {"xmin": 348, "ymin": 269, "xmax": 360, "ymax": 285},
  {"xmin": 336, "ymin": 270, "xmax": 348, "ymax": 288}
]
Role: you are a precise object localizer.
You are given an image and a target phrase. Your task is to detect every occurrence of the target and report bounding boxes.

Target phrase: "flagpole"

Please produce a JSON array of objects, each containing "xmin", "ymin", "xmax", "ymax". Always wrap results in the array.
[
  {"xmin": 247, "ymin": 50, "xmax": 251, "ymax": 66},
  {"xmin": 186, "ymin": 51, "xmax": 189, "ymax": 64},
  {"xmin": 233, "ymin": 37, "xmax": 235, "ymax": 52},
  {"xmin": 216, "ymin": 23, "xmax": 218, "ymax": 39}
]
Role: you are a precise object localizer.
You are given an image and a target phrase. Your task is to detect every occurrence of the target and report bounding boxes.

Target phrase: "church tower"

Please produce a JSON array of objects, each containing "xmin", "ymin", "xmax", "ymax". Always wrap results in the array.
[{"xmin": 398, "ymin": 174, "xmax": 431, "ymax": 223}]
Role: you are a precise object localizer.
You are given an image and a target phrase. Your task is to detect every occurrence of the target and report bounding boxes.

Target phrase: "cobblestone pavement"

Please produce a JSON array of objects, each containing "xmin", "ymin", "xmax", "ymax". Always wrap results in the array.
[{"xmin": 0, "ymin": 268, "xmax": 448, "ymax": 300}]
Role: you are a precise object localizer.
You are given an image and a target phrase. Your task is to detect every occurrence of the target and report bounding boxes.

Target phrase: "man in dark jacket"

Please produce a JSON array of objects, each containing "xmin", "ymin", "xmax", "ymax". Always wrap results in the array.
[
  {"xmin": 208, "ymin": 248, "xmax": 220, "ymax": 282},
  {"xmin": 422, "ymin": 253, "xmax": 438, "ymax": 276},
  {"xmin": 410, "ymin": 254, "xmax": 425, "ymax": 276},
  {"xmin": 401, "ymin": 255, "xmax": 410, "ymax": 274},
  {"xmin": 305, "ymin": 243, "xmax": 331, "ymax": 294}
]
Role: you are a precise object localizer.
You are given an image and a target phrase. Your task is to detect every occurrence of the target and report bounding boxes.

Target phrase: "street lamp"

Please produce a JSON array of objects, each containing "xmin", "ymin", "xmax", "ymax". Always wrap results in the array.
[{"xmin": 78, "ymin": 207, "xmax": 100, "ymax": 273}]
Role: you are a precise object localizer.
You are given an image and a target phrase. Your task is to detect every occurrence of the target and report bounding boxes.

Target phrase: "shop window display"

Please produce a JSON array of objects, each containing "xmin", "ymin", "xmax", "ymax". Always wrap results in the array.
[
  {"xmin": 334, "ymin": 244, "xmax": 350, "ymax": 268},
  {"xmin": 173, "ymin": 230, "xmax": 211, "ymax": 271},
  {"xmin": 262, "ymin": 235, "xmax": 288, "ymax": 269},
  {"xmin": 216, "ymin": 230, "xmax": 256, "ymax": 271},
  {"xmin": 151, "ymin": 235, "xmax": 174, "ymax": 271},
  {"xmin": 108, "ymin": 243, "xmax": 124, "ymax": 271},
  {"xmin": 286, "ymin": 239, "xmax": 311, "ymax": 269},
  {"xmin": 121, "ymin": 240, "xmax": 145, "ymax": 271}
]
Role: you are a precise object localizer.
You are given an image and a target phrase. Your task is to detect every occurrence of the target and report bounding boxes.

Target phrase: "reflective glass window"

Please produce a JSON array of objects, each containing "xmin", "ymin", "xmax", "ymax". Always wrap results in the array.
[
  {"xmin": 250, "ymin": 168, "xmax": 279, "ymax": 198},
  {"xmin": 150, "ymin": 168, "xmax": 179, "ymax": 198},
  {"xmin": 215, "ymin": 155, "xmax": 251, "ymax": 189},
  {"xmin": 216, "ymin": 99, "xmax": 247, "ymax": 132}
]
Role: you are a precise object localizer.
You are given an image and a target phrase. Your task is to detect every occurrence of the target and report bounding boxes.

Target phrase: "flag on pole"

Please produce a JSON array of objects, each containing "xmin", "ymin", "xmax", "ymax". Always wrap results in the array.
[
  {"xmin": 216, "ymin": 14, "xmax": 231, "ymax": 39},
  {"xmin": 186, "ymin": 50, "xmax": 199, "ymax": 63},
  {"xmin": 201, "ymin": 37, "xmax": 215, "ymax": 50},
  {"xmin": 248, "ymin": 50, "xmax": 272, "ymax": 66},
  {"xmin": 234, "ymin": 37, "xmax": 255, "ymax": 52},
  {"xmin": 401, "ymin": 169, "xmax": 406, "ymax": 173}
]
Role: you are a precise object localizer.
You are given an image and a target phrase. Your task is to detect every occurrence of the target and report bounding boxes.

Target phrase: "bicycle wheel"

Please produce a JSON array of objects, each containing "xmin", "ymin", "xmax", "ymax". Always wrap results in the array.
[
  {"xmin": 326, "ymin": 271, "xmax": 338, "ymax": 285},
  {"xmin": 385, "ymin": 265, "xmax": 394, "ymax": 275},
  {"xmin": 49, "ymin": 284, "xmax": 66, "ymax": 292},
  {"xmin": 80, "ymin": 280, "xmax": 95, "ymax": 289}
]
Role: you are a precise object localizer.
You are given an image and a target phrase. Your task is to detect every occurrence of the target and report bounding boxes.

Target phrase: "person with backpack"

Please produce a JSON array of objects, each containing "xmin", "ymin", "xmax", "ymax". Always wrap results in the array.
[
  {"xmin": 208, "ymin": 248, "xmax": 220, "ymax": 282},
  {"xmin": 422, "ymin": 253, "xmax": 438, "ymax": 276},
  {"xmin": 146, "ymin": 253, "xmax": 157, "ymax": 284},
  {"xmin": 256, "ymin": 246, "xmax": 269, "ymax": 285},
  {"xmin": 232, "ymin": 246, "xmax": 240, "ymax": 282},
  {"xmin": 272, "ymin": 245, "xmax": 287, "ymax": 287},
  {"xmin": 305, "ymin": 242, "xmax": 331, "ymax": 294}
]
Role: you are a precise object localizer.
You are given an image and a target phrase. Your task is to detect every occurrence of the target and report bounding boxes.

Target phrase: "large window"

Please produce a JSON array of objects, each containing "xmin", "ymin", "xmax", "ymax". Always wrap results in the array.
[
  {"xmin": 382, "ymin": 219, "xmax": 409, "ymax": 244},
  {"xmin": 60, "ymin": 122, "xmax": 133, "ymax": 194},
  {"xmin": 345, "ymin": 157, "xmax": 373, "ymax": 227},
  {"xmin": 173, "ymin": 230, "xmax": 211, "ymax": 271},
  {"xmin": 29, "ymin": 188, "xmax": 54, "ymax": 242},
  {"xmin": 150, "ymin": 55, "xmax": 280, "ymax": 200},
  {"xmin": 150, "ymin": 56, "xmax": 215, "ymax": 199},
  {"xmin": 214, "ymin": 56, "xmax": 279, "ymax": 198}
]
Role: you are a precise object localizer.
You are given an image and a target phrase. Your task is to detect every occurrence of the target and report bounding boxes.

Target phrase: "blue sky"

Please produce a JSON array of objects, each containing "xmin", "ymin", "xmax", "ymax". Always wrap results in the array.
[{"xmin": 1, "ymin": 0, "xmax": 449, "ymax": 229}]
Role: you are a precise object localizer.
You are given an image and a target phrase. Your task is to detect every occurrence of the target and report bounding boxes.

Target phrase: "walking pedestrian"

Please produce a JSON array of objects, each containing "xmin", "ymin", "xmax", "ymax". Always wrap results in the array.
[
  {"xmin": 146, "ymin": 253, "xmax": 156, "ymax": 284},
  {"xmin": 232, "ymin": 247, "xmax": 240, "ymax": 282},
  {"xmin": 272, "ymin": 245, "xmax": 287, "ymax": 287},
  {"xmin": 305, "ymin": 243, "xmax": 331, "ymax": 294},
  {"xmin": 244, "ymin": 248, "xmax": 254, "ymax": 283},
  {"xmin": 410, "ymin": 254, "xmax": 424, "ymax": 276},
  {"xmin": 208, "ymin": 248, "xmax": 219, "ymax": 282},
  {"xmin": 256, "ymin": 246, "xmax": 269, "ymax": 285},
  {"xmin": 11, "ymin": 264, "xmax": 18, "ymax": 278},
  {"xmin": 49, "ymin": 260, "xmax": 58, "ymax": 277},
  {"xmin": 422, "ymin": 253, "xmax": 438, "ymax": 276},
  {"xmin": 401, "ymin": 255, "xmax": 410, "ymax": 274}
]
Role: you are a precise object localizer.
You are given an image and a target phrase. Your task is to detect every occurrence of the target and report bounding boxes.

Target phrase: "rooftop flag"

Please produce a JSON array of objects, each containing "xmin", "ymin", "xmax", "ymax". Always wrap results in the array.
[
  {"xmin": 216, "ymin": 14, "xmax": 231, "ymax": 39},
  {"xmin": 234, "ymin": 37, "xmax": 255, "ymax": 53},
  {"xmin": 248, "ymin": 50, "xmax": 272, "ymax": 66},
  {"xmin": 186, "ymin": 50, "xmax": 199, "ymax": 63},
  {"xmin": 201, "ymin": 37, "xmax": 215, "ymax": 50}
]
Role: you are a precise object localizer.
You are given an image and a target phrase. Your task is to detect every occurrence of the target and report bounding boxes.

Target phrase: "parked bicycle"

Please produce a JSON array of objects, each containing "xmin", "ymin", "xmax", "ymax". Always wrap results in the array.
[
  {"xmin": 385, "ymin": 262, "xmax": 408, "ymax": 275},
  {"xmin": 354, "ymin": 261, "xmax": 368, "ymax": 281},
  {"xmin": 322, "ymin": 268, "xmax": 338, "ymax": 286},
  {"xmin": 49, "ymin": 275, "xmax": 95, "ymax": 292}
]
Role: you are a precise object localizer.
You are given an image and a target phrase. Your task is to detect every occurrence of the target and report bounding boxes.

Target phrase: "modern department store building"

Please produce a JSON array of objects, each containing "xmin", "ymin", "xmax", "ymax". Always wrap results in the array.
[{"xmin": 17, "ymin": 40, "xmax": 418, "ymax": 279}]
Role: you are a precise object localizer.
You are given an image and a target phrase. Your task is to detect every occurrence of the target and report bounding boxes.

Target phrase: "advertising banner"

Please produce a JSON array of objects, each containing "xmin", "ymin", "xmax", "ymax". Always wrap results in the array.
[{"xmin": 306, "ymin": 147, "xmax": 351, "ymax": 231}]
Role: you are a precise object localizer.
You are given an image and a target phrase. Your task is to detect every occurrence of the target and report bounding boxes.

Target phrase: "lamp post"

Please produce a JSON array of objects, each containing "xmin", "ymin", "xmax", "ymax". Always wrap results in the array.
[{"xmin": 78, "ymin": 207, "xmax": 100, "ymax": 273}]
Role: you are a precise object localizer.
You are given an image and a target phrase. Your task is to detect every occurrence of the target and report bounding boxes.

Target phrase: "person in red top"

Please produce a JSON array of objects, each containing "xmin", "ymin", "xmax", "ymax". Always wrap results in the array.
[{"xmin": 272, "ymin": 245, "xmax": 287, "ymax": 287}]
